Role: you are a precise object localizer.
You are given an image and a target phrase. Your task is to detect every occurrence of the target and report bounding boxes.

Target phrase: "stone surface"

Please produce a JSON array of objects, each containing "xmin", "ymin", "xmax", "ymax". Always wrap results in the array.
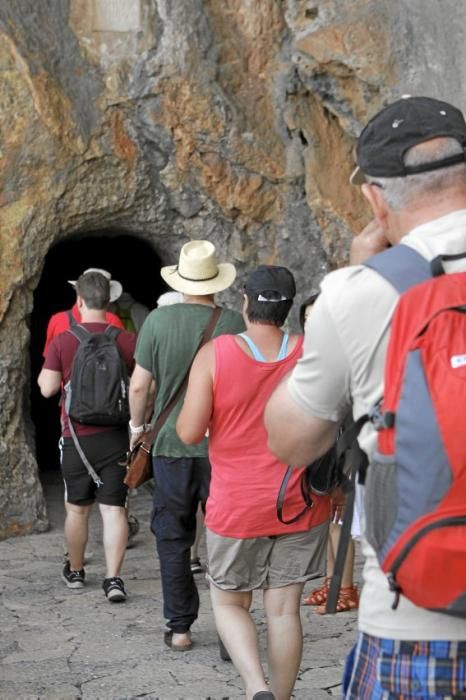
[
  {"xmin": 1, "ymin": 0, "xmax": 466, "ymax": 535},
  {"xmin": 0, "ymin": 474, "xmax": 361, "ymax": 699}
]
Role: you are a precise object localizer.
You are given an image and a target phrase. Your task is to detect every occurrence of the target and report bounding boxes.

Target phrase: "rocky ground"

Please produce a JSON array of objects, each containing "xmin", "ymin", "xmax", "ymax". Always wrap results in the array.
[{"xmin": 0, "ymin": 471, "xmax": 360, "ymax": 699}]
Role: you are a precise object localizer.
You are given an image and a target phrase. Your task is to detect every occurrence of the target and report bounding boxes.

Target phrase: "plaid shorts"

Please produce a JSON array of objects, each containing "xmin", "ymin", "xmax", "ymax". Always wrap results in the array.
[{"xmin": 343, "ymin": 632, "xmax": 466, "ymax": 699}]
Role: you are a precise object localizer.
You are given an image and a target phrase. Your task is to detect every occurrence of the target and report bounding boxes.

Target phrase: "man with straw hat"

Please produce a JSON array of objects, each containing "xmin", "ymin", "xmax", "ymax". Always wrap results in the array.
[{"xmin": 129, "ymin": 240, "xmax": 244, "ymax": 652}]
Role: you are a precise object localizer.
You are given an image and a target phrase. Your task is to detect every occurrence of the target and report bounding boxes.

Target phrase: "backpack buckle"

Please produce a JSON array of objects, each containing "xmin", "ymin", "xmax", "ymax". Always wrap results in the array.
[{"xmin": 369, "ymin": 402, "xmax": 395, "ymax": 430}]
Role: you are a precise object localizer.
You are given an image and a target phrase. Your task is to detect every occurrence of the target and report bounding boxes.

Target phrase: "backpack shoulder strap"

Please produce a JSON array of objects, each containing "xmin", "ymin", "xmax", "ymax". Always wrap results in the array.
[
  {"xmin": 67, "ymin": 323, "xmax": 90, "ymax": 344},
  {"xmin": 67, "ymin": 309, "xmax": 78, "ymax": 327},
  {"xmin": 104, "ymin": 325, "xmax": 121, "ymax": 341},
  {"xmin": 364, "ymin": 244, "xmax": 432, "ymax": 294}
]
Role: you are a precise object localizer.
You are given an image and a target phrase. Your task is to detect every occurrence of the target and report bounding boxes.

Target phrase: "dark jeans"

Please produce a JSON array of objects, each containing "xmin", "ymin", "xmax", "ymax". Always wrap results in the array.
[{"xmin": 151, "ymin": 456, "xmax": 211, "ymax": 633}]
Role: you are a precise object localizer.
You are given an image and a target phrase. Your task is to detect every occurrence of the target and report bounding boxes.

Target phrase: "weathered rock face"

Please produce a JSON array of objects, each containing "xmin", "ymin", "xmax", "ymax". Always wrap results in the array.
[{"xmin": 0, "ymin": 0, "xmax": 464, "ymax": 537}]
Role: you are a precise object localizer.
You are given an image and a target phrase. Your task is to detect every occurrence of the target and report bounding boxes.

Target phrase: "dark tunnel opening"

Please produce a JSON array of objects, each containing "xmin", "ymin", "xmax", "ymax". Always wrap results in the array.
[{"xmin": 30, "ymin": 231, "xmax": 166, "ymax": 472}]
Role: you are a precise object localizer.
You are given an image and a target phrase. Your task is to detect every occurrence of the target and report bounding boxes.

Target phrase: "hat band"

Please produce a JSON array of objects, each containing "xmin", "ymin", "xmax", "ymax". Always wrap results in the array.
[
  {"xmin": 172, "ymin": 266, "xmax": 220, "ymax": 283},
  {"xmin": 365, "ymin": 152, "xmax": 466, "ymax": 181},
  {"xmin": 403, "ymin": 151, "xmax": 466, "ymax": 176}
]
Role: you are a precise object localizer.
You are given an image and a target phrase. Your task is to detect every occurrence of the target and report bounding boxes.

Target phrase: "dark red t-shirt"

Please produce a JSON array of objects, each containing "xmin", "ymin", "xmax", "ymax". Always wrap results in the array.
[
  {"xmin": 43, "ymin": 323, "xmax": 136, "ymax": 437},
  {"xmin": 43, "ymin": 304, "xmax": 124, "ymax": 357}
]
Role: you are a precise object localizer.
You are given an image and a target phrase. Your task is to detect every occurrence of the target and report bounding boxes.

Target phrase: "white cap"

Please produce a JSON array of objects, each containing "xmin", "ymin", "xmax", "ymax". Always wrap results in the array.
[{"xmin": 68, "ymin": 268, "xmax": 123, "ymax": 303}]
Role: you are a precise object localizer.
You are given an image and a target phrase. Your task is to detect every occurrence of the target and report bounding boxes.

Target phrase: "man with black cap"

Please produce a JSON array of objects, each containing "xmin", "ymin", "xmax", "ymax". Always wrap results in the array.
[
  {"xmin": 177, "ymin": 265, "xmax": 330, "ymax": 700},
  {"xmin": 265, "ymin": 96, "xmax": 466, "ymax": 697}
]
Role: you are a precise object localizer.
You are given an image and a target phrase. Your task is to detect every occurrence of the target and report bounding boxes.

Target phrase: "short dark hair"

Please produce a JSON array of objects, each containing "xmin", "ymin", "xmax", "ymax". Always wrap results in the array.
[
  {"xmin": 75, "ymin": 272, "xmax": 110, "ymax": 310},
  {"xmin": 246, "ymin": 289, "xmax": 293, "ymax": 327}
]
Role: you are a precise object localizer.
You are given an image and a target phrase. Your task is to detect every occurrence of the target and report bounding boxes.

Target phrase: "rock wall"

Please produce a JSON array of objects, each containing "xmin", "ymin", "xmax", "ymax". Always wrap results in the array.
[{"xmin": 0, "ymin": 0, "xmax": 463, "ymax": 537}]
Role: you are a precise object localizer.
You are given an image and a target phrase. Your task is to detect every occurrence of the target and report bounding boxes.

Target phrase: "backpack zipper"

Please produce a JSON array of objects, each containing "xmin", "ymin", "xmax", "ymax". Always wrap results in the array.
[{"xmin": 387, "ymin": 515, "xmax": 466, "ymax": 609}]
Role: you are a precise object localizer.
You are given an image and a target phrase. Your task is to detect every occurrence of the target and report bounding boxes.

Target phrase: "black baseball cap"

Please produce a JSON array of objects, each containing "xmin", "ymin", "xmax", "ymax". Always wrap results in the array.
[
  {"xmin": 245, "ymin": 265, "xmax": 296, "ymax": 302},
  {"xmin": 351, "ymin": 96, "xmax": 466, "ymax": 185}
]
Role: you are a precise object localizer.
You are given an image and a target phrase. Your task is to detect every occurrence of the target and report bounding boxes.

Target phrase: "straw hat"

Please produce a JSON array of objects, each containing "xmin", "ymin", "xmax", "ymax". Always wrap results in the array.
[
  {"xmin": 68, "ymin": 268, "xmax": 123, "ymax": 303},
  {"xmin": 160, "ymin": 240, "xmax": 236, "ymax": 295}
]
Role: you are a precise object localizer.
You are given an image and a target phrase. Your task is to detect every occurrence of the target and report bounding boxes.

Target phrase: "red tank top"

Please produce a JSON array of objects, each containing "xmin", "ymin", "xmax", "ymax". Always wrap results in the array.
[{"xmin": 206, "ymin": 334, "xmax": 330, "ymax": 537}]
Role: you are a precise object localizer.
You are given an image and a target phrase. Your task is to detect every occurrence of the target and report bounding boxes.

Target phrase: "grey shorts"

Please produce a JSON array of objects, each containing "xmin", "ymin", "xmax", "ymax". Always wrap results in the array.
[{"xmin": 206, "ymin": 520, "xmax": 328, "ymax": 591}]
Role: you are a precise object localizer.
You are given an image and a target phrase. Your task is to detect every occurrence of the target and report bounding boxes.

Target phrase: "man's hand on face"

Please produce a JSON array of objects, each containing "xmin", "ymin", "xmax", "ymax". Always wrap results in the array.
[{"xmin": 350, "ymin": 219, "xmax": 390, "ymax": 265}]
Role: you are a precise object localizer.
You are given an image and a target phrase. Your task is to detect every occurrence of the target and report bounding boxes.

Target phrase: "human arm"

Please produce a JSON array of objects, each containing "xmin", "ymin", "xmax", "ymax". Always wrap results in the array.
[
  {"xmin": 264, "ymin": 378, "xmax": 338, "ymax": 465},
  {"xmin": 43, "ymin": 313, "xmax": 60, "ymax": 357},
  {"xmin": 265, "ymin": 291, "xmax": 350, "ymax": 466},
  {"xmin": 176, "ymin": 342, "xmax": 215, "ymax": 445},
  {"xmin": 37, "ymin": 368, "xmax": 62, "ymax": 398},
  {"xmin": 144, "ymin": 380, "xmax": 156, "ymax": 423},
  {"xmin": 129, "ymin": 363, "xmax": 154, "ymax": 449},
  {"xmin": 349, "ymin": 219, "xmax": 390, "ymax": 265},
  {"xmin": 39, "ymin": 336, "xmax": 64, "ymax": 397}
]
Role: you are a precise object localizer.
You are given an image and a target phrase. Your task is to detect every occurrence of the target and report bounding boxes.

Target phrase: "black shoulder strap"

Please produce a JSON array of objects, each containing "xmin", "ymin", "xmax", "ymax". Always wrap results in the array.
[
  {"xmin": 276, "ymin": 466, "xmax": 313, "ymax": 525},
  {"xmin": 67, "ymin": 309, "xmax": 78, "ymax": 327},
  {"xmin": 325, "ymin": 443, "xmax": 368, "ymax": 614},
  {"xmin": 104, "ymin": 325, "xmax": 121, "ymax": 341},
  {"xmin": 364, "ymin": 244, "xmax": 432, "ymax": 294},
  {"xmin": 67, "ymin": 323, "xmax": 90, "ymax": 344}
]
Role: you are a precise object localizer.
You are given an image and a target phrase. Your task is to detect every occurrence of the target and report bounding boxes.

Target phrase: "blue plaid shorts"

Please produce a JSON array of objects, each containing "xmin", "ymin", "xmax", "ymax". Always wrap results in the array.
[{"xmin": 343, "ymin": 632, "xmax": 466, "ymax": 699}]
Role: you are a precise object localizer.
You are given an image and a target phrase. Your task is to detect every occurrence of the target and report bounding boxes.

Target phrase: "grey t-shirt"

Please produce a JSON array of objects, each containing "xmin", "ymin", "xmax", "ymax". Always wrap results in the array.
[{"xmin": 135, "ymin": 303, "xmax": 245, "ymax": 458}]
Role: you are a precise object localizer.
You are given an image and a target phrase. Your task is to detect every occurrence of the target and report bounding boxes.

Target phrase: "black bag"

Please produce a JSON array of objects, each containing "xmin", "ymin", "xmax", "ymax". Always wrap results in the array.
[
  {"xmin": 303, "ymin": 437, "xmax": 344, "ymax": 496},
  {"xmin": 276, "ymin": 417, "xmax": 367, "ymax": 524},
  {"xmin": 64, "ymin": 322, "xmax": 130, "ymax": 426},
  {"xmin": 276, "ymin": 443, "xmax": 345, "ymax": 525}
]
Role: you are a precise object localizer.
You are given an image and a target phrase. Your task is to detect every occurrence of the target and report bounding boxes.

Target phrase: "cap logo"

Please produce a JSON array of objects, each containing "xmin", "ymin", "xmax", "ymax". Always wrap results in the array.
[
  {"xmin": 392, "ymin": 119, "xmax": 404, "ymax": 128},
  {"xmin": 440, "ymin": 110, "xmax": 447, "ymax": 116}
]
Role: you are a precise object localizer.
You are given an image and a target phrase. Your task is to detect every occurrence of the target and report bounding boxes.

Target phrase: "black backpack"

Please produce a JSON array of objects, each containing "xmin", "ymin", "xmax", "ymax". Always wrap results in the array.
[
  {"xmin": 276, "ymin": 417, "xmax": 367, "ymax": 525},
  {"xmin": 64, "ymin": 314, "xmax": 130, "ymax": 426}
]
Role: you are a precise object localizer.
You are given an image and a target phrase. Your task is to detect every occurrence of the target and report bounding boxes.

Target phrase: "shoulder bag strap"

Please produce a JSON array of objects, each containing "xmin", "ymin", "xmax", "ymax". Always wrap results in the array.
[
  {"xmin": 325, "ymin": 443, "xmax": 368, "ymax": 614},
  {"xmin": 276, "ymin": 466, "xmax": 314, "ymax": 525},
  {"xmin": 143, "ymin": 306, "xmax": 222, "ymax": 444},
  {"xmin": 67, "ymin": 419, "xmax": 104, "ymax": 488}
]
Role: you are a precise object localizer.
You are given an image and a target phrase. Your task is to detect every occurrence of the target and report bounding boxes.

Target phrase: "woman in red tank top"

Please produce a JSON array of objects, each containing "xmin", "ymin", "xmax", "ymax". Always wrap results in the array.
[{"xmin": 177, "ymin": 266, "xmax": 330, "ymax": 700}]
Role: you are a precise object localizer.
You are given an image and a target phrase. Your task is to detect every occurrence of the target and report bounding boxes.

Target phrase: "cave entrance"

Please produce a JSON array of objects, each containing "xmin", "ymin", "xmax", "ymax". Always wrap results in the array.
[{"xmin": 30, "ymin": 230, "xmax": 166, "ymax": 472}]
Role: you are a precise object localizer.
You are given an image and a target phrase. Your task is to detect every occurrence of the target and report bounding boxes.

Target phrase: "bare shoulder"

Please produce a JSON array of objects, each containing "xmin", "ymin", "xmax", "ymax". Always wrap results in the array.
[
  {"xmin": 288, "ymin": 333, "xmax": 303, "ymax": 351},
  {"xmin": 193, "ymin": 339, "xmax": 215, "ymax": 368}
]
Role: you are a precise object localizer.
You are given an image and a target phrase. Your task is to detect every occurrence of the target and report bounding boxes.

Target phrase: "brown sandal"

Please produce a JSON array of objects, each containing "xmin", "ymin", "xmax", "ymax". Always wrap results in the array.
[
  {"xmin": 314, "ymin": 585, "xmax": 359, "ymax": 615},
  {"xmin": 302, "ymin": 577, "xmax": 331, "ymax": 606}
]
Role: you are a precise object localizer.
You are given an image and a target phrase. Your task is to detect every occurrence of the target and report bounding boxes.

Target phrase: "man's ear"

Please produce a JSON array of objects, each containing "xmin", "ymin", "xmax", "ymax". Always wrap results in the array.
[
  {"xmin": 361, "ymin": 183, "xmax": 390, "ymax": 228},
  {"xmin": 76, "ymin": 295, "xmax": 84, "ymax": 310}
]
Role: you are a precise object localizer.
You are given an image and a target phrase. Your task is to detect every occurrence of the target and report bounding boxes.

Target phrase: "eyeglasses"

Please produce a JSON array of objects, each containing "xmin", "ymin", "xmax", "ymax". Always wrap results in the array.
[{"xmin": 368, "ymin": 180, "xmax": 385, "ymax": 190}]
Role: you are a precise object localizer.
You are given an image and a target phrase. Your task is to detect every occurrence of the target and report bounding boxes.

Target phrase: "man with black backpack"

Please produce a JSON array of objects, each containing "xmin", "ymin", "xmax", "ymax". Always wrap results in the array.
[
  {"xmin": 42, "ymin": 267, "xmax": 140, "ymax": 548},
  {"xmin": 265, "ymin": 96, "xmax": 466, "ymax": 697},
  {"xmin": 38, "ymin": 271, "xmax": 136, "ymax": 602}
]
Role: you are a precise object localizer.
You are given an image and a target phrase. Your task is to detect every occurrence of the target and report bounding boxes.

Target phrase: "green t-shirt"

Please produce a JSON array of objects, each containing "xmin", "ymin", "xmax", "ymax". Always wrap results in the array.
[{"xmin": 135, "ymin": 303, "xmax": 245, "ymax": 457}]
